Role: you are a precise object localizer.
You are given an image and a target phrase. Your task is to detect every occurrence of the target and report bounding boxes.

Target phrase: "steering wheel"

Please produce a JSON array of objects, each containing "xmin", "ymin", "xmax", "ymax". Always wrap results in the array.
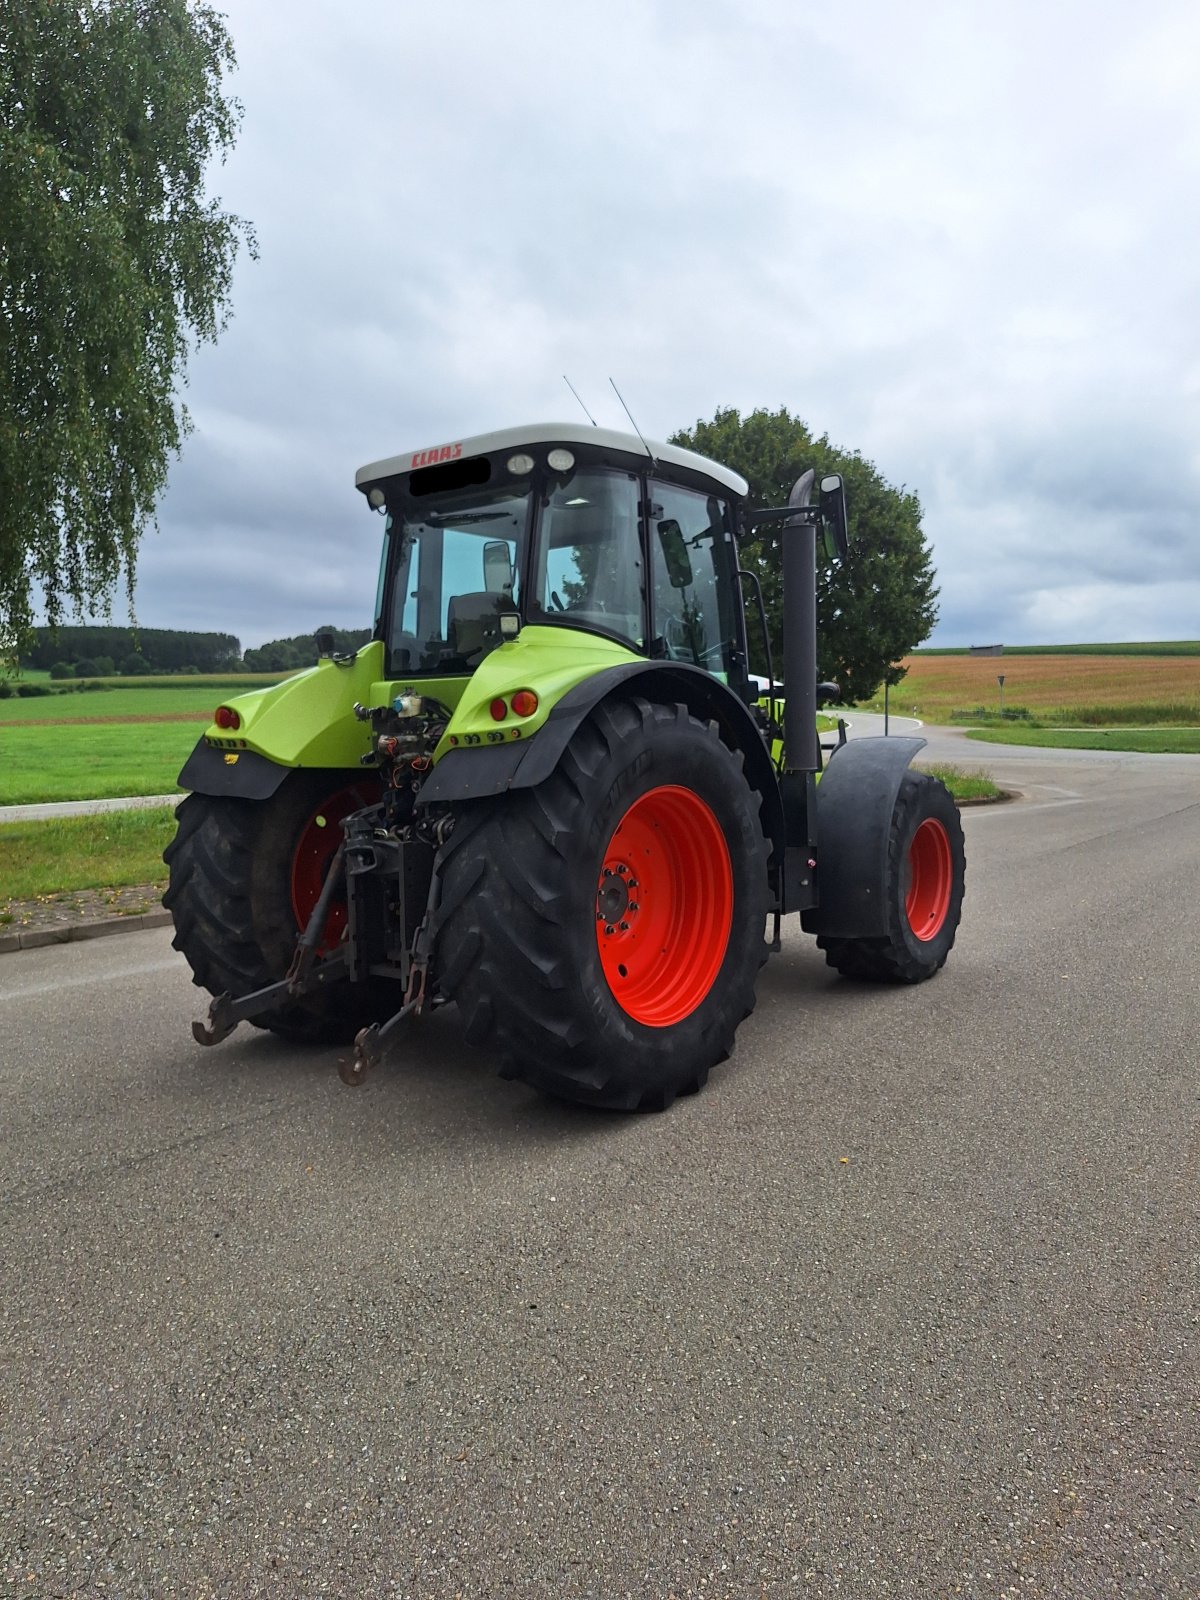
[{"xmin": 662, "ymin": 612, "xmax": 725, "ymax": 668}]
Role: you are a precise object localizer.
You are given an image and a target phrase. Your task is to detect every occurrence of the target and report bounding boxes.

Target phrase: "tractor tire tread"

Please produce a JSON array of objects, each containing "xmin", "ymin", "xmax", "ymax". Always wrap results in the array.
[{"xmin": 434, "ymin": 696, "xmax": 769, "ymax": 1110}]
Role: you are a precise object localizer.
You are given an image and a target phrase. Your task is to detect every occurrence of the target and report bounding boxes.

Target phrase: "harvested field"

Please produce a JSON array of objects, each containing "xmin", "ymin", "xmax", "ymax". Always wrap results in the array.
[{"xmin": 862, "ymin": 654, "xmax": 1200, "ymax": 724}]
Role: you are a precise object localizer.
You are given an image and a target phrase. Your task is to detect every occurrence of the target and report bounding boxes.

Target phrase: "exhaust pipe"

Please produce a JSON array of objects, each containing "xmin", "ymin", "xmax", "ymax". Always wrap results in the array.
[{"xmin": 782, "ymin": 469, "xmax": 818, "ymax": 774}]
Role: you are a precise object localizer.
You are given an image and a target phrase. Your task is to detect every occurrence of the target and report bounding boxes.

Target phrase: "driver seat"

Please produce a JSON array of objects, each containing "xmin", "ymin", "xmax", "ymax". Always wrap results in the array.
[{"xmin": 447, "ymin": 591, "xmax": 499, "ymax": 659}]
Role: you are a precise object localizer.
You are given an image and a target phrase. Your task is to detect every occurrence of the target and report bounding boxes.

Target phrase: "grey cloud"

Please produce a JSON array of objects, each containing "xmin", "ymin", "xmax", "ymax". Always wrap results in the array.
[{"xmin": 103, "ymin": 0, "xmax": 1200, "ymax": 650}]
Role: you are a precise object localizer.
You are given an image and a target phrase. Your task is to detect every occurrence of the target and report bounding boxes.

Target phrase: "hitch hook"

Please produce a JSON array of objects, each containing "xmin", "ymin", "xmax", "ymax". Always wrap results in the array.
[
  {"xmin": 342, "ymin": 997, "xmax": 418, "ymax": 1086},
  {"xmin": 193, "ymin": 992, "xmax": 239, "ymax": 1047}
]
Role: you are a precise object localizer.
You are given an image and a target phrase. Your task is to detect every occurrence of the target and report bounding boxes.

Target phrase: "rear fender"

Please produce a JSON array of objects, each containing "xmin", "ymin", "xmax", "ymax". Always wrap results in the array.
[
  {"xmin": 416, "ymin": 661, "xmax": 785, "ymax": 870},
  {"xmin": 801, "ymin": 736, "xmax": 926, "ymax": 938}
]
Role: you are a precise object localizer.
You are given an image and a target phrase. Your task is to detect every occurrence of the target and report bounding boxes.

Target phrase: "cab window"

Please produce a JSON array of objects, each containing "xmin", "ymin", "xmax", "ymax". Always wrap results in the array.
[
  {"xmin": 386, "ymin": 487, "xmax": 526, "ymax": 674},
  {"xmin": 648, "ymin": 483, "xmax": 737, "ymax": 677},
  {"xmin": 530, "ymin": 470, "xmax": 645, "ymax": 649}
]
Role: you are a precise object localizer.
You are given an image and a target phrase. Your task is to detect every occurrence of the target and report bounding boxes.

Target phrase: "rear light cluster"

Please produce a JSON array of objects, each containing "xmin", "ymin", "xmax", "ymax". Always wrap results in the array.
[
  {"xmin": 488, "ymin": 689, "xmax": 539, "ymax": 722},
  {"xmin": 214, "ymin": 705, "xmax": 241, "ymax": 730}
]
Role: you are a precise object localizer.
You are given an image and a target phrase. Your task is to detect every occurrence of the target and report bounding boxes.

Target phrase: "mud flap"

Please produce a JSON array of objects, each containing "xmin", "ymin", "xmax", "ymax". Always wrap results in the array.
[{"xmin": 801, "ymin": 736, "xmax": 926, "ymax": 939}]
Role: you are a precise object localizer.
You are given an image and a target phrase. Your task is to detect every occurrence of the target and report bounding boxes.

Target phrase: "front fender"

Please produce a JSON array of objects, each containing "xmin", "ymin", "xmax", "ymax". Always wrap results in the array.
[{"xmin": 801, "ymin": 736, "xmax": 926, "ymax": 938}]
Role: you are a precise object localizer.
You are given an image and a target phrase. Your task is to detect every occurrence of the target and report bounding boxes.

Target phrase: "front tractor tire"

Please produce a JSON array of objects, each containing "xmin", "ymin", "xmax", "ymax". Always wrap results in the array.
[
  {"xmin": 163, "ymin": 769, "xmax": 386, "ymax": 1043},
  {"xmin": 433, "ymin": 698, "xmax": 770, "ymax": 1111},
  {"xmin": 817, "ymin": 770, "xmax": 966, "ymax": 983}
]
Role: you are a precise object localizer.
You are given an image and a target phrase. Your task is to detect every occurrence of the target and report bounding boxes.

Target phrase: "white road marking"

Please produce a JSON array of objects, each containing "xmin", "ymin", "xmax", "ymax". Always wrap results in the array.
[{"xmin": 0, "ymin": 957, "xmax": 181, "ymax": 1002}]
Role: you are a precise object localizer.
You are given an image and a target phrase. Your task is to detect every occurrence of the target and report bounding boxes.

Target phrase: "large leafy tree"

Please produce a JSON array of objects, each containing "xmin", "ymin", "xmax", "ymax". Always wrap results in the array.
[
  {"xmin": 0, "ymin": 0, "xmax": 254, "ymax": 650},
  {"xmin": 671, "ymin": 407, "xmax": 939, "ymax": 704}
]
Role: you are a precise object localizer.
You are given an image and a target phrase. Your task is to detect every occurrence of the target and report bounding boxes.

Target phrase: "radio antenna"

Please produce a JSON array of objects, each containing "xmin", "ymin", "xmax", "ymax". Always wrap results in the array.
[
  {"xmin": 562, "ymin": 375, "xmax": 598, "ymax": 426},
  {"xmin": 609, "ymin": 378, "xmax": 656, "ymax": 464}
]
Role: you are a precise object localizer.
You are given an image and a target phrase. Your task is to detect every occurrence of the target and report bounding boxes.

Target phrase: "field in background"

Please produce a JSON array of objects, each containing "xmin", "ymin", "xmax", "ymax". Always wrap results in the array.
[
  {"xmin": 916, "ymin": 641, "xmax": 1200, "ymax": 657},
  {"xmin": 0, "ymin": 676, "xmax": 292, "ymax": 803},
  {"xmin": 2, "ymin": 669, "xmax": 289, "ymax": 694},
  {"xmin": 0, "ymin": 686, "xmax": 255, "ymax": 723},
  {"xmin": 1, "ymin": 724, "xmax": 202, "ymax": 804},
  {"xmin": 859, "ymin": 652, "xmax": 1200, "ymax": 725},
  {"xmin": 8, "ymin": 644, "xmax": 1197, "ymax": 812}
]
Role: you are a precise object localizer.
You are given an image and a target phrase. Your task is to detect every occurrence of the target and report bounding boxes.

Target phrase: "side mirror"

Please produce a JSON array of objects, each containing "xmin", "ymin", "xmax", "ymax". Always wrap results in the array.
[
  {"xmin": 483, "ymin": 540, "xmax": 514, "ymax": 595},
  {"xmin": 818, "ymin": 474, "xmax": 849, "ymax": 563},
  {"xmin": 657, "ymin": 519, "xmax": 694, "ymax": 588}
]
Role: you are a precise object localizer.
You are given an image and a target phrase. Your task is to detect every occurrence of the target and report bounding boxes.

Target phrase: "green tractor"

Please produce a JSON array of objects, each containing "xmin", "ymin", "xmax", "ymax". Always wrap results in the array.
[{"xmin": 164, "ymin": 422, "xmax": 965, "ymax": 1109}]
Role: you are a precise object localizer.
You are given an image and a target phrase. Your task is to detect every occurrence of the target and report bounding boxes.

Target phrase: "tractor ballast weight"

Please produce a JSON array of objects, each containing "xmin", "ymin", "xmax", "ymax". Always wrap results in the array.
[{"xmin": 164, "ymin": 421, "xmax": 965, "ymax": 1108}]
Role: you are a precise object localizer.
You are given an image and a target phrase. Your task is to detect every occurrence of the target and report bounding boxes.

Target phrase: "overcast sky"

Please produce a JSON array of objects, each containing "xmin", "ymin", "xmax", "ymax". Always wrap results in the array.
[{"xmin": 131, "ymin": 0, "xmax": 1200, "ymax": 650}]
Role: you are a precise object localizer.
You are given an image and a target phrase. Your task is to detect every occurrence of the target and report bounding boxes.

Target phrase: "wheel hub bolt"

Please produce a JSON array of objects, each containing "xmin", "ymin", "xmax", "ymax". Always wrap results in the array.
[{"xmin": 597, "ymin": 872, "xmax": 631, "ymax": 924}]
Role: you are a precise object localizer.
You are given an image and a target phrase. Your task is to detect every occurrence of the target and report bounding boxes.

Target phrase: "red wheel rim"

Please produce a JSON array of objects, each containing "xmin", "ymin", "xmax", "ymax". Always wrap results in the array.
[
  {"xmin": 290, "ymin": 782, "xmax": 379, "ymax": 952},
  {"xmin": 905, "ymin": 817, "xmax": 953, "ymax": 941},
  {"xmin": 595, "ymin": 785, "xmax": 733, "ymax": 1027}
]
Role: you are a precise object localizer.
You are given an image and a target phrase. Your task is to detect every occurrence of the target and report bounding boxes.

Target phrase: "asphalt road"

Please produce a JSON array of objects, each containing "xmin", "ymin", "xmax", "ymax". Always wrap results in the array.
[{"xmin": 2, "ymin": 733, "xmax": 1197, "ymax": 1598}]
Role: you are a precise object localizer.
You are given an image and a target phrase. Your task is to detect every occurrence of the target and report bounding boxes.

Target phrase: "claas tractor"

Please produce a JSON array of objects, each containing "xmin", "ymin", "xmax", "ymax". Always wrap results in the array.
[{"xmin": 164, "ymin": 422, "xmax": 965, "ymax": 1109}]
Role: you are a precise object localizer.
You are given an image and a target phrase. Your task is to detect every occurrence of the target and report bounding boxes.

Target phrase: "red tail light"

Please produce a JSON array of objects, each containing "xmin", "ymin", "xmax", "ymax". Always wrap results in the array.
[
  {"xmin": 511, "ymin": 689, "xmax": 539, "ymax": 717},
  {"xmin": 489, "ymin": 698, "xmax": 508, "ymax": 721},
  {"xmin": 214, "ymin": 705, "xmax": 241, "ymax": 730}
]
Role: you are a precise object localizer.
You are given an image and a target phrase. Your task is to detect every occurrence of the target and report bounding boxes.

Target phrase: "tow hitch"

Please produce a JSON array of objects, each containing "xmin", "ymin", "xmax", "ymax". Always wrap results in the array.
[{"xmin": 339, "ymin": 853, "xmax": 443, "ymax": 1086}]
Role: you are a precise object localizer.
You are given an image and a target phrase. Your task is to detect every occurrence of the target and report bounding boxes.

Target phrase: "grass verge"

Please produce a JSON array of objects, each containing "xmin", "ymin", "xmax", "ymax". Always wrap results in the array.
[
  {"xmin": 0, "ymin": 807, "xmax": 175, "ymax": 903},
  {"xmin": 965, "ymin": 726, "xmax": 1200, "ymax": 754},
  {"xmin": 918, "ymin": 763, "xmax": 1001, "ymax": 802}
]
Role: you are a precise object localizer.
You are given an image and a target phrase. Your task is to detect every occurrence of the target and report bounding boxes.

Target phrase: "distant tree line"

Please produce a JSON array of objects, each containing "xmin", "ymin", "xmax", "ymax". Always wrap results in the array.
[
  {"xmin": 242, "ymin": 627, "xmax": 372, "ymax": 672},
  {"xmin": 21, "ymin": 626, "xmax": 241, "ymax": 676},
  {"xmin": 12, "ymin": 624, "xmax": 374, "ymax": 678}
]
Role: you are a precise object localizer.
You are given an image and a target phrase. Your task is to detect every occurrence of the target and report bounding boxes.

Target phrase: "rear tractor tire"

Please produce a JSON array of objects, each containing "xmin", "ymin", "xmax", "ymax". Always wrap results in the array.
[
  {"xmin": 163, "ymin": 769, "xmax": 391, "ymax": 1042},
  {"xmin": 433, "ymin": 697, "xmax": 771, "ymax": 1111},
  {"xmin": 817, "ymin": 770, "xmax": 965, "ymax": 983}
]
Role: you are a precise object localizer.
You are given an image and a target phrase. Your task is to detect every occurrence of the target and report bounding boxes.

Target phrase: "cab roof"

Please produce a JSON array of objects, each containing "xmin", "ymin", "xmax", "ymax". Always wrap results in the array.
[{"xmin": 355, "ymin": 421, "xmax": 748, "ymax": 498}]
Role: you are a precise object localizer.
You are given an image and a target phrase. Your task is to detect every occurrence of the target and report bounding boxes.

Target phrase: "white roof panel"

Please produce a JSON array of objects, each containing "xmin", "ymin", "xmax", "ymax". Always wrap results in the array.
[{"xmin": 355, "ymin": 421, "xmax": 748, "ymax": 497}]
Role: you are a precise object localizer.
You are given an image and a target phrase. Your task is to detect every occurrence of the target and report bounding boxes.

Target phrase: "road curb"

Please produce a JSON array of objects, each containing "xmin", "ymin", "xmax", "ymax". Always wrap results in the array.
[
  {"xmin": 0, "ymin": 907, "xmax": 173, "ymax": 955},
  {"xmin": 956, "ymin": 788, "xmax": 1020, "ymax": 807}
]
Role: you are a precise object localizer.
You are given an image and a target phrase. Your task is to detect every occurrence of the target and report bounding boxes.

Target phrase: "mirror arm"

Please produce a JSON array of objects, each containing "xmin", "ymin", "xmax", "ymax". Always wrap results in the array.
[{"xmin": 743, "ymin": 505, "xmax": 820, "ymax": 528}]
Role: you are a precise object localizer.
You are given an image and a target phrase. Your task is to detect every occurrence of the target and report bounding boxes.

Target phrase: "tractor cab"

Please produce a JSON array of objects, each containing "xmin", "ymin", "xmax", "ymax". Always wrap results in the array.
[{"xmin": 356, "ymin": 422, "xmax": 753, "ymax": 696}]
